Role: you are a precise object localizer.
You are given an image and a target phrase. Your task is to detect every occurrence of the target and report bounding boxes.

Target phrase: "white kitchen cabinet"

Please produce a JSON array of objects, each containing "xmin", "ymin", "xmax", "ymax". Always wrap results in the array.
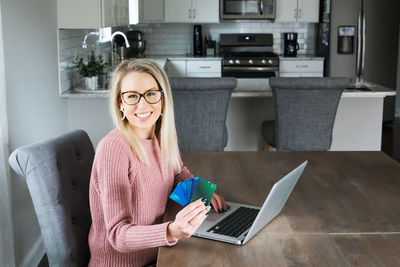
[
  {"xmin": 165, "ymin": 0, "xmax": 219, "ymax": 23},
  {"xmin": 166, "ymin": 60, "xmax": 187, "ymax": 77},
  {"xmin": 57, "ymin": 0, "xmax": 129, "ymax": 28},
  {"xmin": 130, "ymin": 0, "xmax": 164, "ymax": 24},
  {"xmin": 279, "ymin": 58, "xmax": 324, "ymax": 77},
  {"xmin": 166, "ymin": 59, "xmax": 221, "ymax": 77},
  {"xmin": 276, "ymin": 0, "xmax": 319, "ymax": 23}
]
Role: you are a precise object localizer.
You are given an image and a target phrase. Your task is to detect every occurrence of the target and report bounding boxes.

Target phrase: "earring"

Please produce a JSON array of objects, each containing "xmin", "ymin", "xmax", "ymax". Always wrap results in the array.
[{"xmin": 120, "ymin": 106, "xmax": 126, "ymax": 120}]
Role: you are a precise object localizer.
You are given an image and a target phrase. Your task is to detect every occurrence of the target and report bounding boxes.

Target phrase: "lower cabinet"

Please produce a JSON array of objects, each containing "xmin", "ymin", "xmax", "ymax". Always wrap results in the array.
[
  {"xmin": 279, "ymin": 58, "xmax": 324, "ymax": 77},
  {"xmin": 166, "ymin": 59, "xmax": 222, "ymax": 77}
]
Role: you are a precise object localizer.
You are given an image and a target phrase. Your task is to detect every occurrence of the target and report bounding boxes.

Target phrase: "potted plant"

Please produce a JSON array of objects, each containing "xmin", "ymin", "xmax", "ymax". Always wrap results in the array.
[{"xmin": 73, "ymin": 50, "xmax": 105, "ymax": 90}]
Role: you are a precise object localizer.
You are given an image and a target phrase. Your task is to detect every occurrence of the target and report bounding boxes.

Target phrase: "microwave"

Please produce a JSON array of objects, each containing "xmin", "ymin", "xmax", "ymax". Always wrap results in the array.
[{"xmin": 220, "ymin": 0, "xmax": 276, "ymax": 20}]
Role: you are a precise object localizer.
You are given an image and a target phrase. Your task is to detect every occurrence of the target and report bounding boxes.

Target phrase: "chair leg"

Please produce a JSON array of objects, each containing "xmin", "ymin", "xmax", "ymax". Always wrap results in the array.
[{"xmin": 263, "ymin": 139, "xmax": 270, "ymax": 152}]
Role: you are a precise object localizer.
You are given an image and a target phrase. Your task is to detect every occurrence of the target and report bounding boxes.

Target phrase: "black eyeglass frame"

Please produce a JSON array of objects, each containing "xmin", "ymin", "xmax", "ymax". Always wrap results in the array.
[{"xmin": 120, "ymin": 89, "xmax": 163, "ymax": 106}]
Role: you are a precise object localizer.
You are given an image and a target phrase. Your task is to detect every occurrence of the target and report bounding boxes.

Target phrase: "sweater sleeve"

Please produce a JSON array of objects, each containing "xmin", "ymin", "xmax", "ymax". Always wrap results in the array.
[{"xmin": 95, "ymin": 138, "xmax": 177, "ymax": 253}]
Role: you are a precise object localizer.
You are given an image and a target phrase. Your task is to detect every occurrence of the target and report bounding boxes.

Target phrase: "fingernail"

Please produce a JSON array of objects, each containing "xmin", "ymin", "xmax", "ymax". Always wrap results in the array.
[
  {"xmin": 205, "ymin": 206, "xmax": 211, "ymax": 212},
  {"xmin": 222, "ymin": 209, "xmax": 226, "ymax": 212},
  {"xmin": 201, "ymin": 198, "xmax": 207, "ymax": 202},
  {"xmin": 218, "ymin": 209, "xmax": 221, "ymax": 213},
  {"xmin": 206, "ymin": 211, "xmax": 210, "ymax": 215}
]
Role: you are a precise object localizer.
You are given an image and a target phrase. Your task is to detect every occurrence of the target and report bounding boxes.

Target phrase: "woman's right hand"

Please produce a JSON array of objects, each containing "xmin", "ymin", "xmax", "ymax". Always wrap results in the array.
[{"xmin": 167, "ymin": 198, "xmax": 210, "ymax": 243}]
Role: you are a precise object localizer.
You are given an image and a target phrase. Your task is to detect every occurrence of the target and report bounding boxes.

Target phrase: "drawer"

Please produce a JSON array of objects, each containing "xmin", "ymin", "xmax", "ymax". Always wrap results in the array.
[
  {"xmin": 280, "ymin": 60, "xmax": 324, "ymax": 73},
  {"xmin": 186, "ymin": 72, "xmax": 221, "ymax": 78},
  {"xmin": 186, "ymin": 60, "xmax": 221, "ymax": 73}
]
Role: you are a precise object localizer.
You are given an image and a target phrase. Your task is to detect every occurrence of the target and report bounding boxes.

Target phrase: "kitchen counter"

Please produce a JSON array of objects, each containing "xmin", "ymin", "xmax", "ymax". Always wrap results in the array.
[
  {"xmin": 232, "ymin": 78, "xmax": 396, "ymax": 98},
  {"xmin": 60, "ymin": 56, "xmax": 223, "ymax": 98},
  {"xmin": 279, "ymin": 55, "xmax": 325, "ymax": 60}
]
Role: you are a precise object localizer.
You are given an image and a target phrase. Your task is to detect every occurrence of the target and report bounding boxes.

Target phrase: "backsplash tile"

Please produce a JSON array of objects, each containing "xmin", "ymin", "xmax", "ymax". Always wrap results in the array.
[
  {"xmin": 58, "ymin": 22, "xmax": 316, "ymax": 92},
  {"xmin": 130, "ymin": 21, "xmax": 315, "ymax": 56}
]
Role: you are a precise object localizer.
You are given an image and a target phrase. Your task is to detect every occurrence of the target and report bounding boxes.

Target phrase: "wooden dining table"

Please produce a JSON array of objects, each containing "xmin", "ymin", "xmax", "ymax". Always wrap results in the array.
[{"xmin": 157, "ymin": 151, "xmax": 400, "ymax": 267}]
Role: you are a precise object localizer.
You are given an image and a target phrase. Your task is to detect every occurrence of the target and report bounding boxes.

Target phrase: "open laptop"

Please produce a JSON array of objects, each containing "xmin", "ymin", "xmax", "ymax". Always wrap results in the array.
[{"xmin": 193, "ymin": 161, "xmax": 307, "ymax": 245}]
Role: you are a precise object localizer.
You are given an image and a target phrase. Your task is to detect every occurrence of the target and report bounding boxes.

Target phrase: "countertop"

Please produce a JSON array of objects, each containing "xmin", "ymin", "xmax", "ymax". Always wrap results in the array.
[
  {"xmin": 61, "ymin": 56, "xmax": 395, "ymax": 99},
  {"xmin": 232, "ymin": 78, "xmax": 396, "ymax": 98},
  {"xmin": 279, "ymin": 55, "xmax": 325, "ymax": 60},
  {"xmin": 61, "ymin": 78, "xmax": 396, "ymax": 99}
]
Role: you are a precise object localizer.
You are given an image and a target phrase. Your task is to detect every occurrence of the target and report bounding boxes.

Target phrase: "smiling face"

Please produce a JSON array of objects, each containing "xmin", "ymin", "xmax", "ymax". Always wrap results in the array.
[{"xmin": 119, "ymin": 71, "xmax": 163, "ymax": 139}]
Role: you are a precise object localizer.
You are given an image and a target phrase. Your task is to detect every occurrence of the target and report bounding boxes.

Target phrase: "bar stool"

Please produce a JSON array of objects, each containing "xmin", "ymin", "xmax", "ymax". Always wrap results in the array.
[{"xmin": 262, "ymin": 77, "xmax": 351, "ymax": 151}]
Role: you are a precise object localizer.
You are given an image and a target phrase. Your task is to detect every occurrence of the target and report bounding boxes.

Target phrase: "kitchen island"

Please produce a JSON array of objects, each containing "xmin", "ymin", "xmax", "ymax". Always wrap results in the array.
[
  {"xmin": 226, "ymin": 78, "xmax": 396, "ymax": 151},
  {"xmin": 60, "ymin": 57, "xmax": 395, "ymax": 151}
]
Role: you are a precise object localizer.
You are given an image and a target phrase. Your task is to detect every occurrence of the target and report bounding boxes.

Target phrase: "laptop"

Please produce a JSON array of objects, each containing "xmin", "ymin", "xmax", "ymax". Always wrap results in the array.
[{"xmin": 193, "ymin": 161, "xmax": 307, "ymax": 245}]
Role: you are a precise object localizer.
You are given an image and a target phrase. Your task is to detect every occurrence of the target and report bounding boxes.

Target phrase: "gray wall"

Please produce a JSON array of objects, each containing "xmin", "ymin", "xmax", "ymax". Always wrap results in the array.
[
  {"xmin": 2, "ymin": 0, "xmax": 114, "ymax": 264},
  {"xmin": 1, "ymin": 0, "xmax": 67, "ymax": 265}
]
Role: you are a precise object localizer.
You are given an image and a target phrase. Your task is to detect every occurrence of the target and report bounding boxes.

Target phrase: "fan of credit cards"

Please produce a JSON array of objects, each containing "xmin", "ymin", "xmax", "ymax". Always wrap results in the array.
[{"xmin": 170, "ymin": 177, "xmax": 216, "ymax": 206}]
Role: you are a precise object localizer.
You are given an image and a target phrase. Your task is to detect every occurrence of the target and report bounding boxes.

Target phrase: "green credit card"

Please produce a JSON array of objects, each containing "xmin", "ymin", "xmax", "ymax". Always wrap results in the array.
[{"xmin": 190, "ymin": 179, "xmax": 217, "ymax": 205}]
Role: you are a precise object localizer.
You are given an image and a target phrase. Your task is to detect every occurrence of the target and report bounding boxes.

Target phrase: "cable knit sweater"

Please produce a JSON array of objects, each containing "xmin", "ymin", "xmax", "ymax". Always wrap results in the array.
[{"xmin": 88, "ymin": 128, "xmax": 193, "ymax": 267}]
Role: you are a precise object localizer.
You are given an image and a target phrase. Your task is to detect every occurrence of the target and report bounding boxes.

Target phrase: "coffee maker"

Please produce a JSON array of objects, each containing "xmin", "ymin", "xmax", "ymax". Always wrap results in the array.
[
  {"xmin": 284, "ymin": 32, "xmax": 300, "ymax": 57},
  {"xmin": 126, "ymin": 30, "xmax": 146, "ymax": 58}
]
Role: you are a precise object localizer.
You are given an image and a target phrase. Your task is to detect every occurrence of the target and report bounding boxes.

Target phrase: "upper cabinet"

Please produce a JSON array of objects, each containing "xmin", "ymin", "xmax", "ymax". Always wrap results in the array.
[
  {"xmin": 57, "ymin": 0, "xmax": 129, "ymax": 28},
  {"xmin": 275, "ymin": 0, "xmax": 319, "ymax": 23},
  {"xmin": 165, "ymin": 0, "xmax": 219, "ymax": 23},
  {"xmin": 130, "ymin": 0, "xmax": 164, "ymax": 24}
]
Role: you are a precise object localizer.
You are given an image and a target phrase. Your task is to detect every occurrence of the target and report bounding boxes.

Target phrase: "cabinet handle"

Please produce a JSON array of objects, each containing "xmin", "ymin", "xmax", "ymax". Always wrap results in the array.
[
  {"xmin": 199, "ymin": 66, "xmax": 211, "ymax": 69},
  {"xmin": 188, "ymin": 9, "xmax": 192, "ymax": 19},
  {"xmin": 298, "ymin": 9, "xmax": 302, "ymax": 19},
  {"xmin": 294, "ymin": 9, "xmax": 297, "ymax": 19},
  {"xmin": 193, "ymin": 9, "xmax": 196, "ymax": 19},
  {"xmin": 296, "ymin": 65, "xmax": 309, "ymax": 68}
]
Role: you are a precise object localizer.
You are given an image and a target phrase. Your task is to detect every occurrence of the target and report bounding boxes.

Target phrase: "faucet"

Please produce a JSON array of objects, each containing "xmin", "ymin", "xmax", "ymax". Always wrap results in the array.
[
  {"xmin": 82, "ymin": 32, "xmax": 100, "ymax": 48},
  {"xmin": 110, "ymin": 31, "xmax": 130, "ymax": 67}
]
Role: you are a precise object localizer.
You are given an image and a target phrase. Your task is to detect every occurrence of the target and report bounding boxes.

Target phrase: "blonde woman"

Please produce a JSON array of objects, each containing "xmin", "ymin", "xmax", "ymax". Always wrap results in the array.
[{"xmin": 88, "ymin": 58, "xmax": 229, "ymax": 267}]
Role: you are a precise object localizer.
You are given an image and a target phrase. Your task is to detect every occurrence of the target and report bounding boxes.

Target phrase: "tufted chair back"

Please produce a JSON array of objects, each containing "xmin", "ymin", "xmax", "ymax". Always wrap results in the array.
[
  {"xmin": 169, "ymin": 77, "xmax": 237, "ymax": 151},
  {"xmin": 9, "ymin": 130, "xmax": 94, "ymax": 267}
]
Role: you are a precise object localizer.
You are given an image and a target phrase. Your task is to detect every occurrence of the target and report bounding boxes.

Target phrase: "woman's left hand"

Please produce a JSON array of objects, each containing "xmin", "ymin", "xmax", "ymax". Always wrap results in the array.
[{"xmin": 210, "ymin": 193, "xmax": 230, "ymax": 213}]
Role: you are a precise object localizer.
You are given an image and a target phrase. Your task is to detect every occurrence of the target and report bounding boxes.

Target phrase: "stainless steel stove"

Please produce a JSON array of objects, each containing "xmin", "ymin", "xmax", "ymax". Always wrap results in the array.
[{"xmin": 219, "ymin": 34, "xmax": 279, "ymax": 78}]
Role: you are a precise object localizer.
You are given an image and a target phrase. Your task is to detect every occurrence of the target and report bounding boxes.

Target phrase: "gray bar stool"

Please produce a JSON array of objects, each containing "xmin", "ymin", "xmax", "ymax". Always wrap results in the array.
[{"xmin": 262, "ymin": 77, "xmax": 351, "ymax": 151}]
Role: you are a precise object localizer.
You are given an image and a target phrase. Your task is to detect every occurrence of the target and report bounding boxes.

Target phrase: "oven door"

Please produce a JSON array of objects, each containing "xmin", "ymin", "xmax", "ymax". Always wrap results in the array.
[
  {"xmin": 221, "ymin": 0, "xmax": 276, "ymax": 20},
  {"xmin": 222, "ymin": 66, "xmax": 278, "ymax": 78}
]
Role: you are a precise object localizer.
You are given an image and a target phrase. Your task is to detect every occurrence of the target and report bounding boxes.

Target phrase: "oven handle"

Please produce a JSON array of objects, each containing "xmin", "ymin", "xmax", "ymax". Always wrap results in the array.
[{"xmin": 223, "ymin": 66, "xmax": 279, "ymax": 72}]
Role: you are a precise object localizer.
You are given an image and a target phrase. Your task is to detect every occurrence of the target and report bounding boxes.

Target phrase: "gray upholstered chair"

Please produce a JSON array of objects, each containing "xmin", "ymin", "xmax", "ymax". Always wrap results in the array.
[
  {"xmin": 262, "ymin": 77, "xmax": 351, "ymax": 151},
  {"xmin": 169, "ymin": 77, "xmax": 237, "ymax": 151},
  {"xmin": 9, "ymin": 130, "xmax": 94, "ymax": 267}
]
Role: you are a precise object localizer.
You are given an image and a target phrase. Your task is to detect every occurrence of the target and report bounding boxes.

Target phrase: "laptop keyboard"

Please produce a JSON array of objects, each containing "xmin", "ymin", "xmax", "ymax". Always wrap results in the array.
[{"xmin": 207, "ymin": 207, "xmax": 259, "ymax": 238}]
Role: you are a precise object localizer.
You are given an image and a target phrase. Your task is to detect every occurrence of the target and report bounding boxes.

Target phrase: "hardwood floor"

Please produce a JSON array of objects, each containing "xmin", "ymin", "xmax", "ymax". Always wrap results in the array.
[{"xmin": 37, "ymin": 254, "xmax": 48, "ymax": 267}]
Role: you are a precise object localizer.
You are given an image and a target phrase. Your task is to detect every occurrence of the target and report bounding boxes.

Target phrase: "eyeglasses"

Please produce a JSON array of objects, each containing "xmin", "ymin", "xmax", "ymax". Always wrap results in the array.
[{"xmin": 120, "ymin": 90, "xmax": 163, "ymax": 105}]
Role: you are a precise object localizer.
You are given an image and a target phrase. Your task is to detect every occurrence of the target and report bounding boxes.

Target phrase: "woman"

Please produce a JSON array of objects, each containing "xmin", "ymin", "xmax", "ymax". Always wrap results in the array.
[{"xmin": 88, "ymin": 58, "xmax": 229, "ymax": 267}]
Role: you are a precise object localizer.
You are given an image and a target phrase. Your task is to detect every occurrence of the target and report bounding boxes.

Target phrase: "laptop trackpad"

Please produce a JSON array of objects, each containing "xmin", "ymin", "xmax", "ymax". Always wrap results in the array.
[{"xmin": 206, "ymin": 211, "xmax": 224, "ymax": 222}]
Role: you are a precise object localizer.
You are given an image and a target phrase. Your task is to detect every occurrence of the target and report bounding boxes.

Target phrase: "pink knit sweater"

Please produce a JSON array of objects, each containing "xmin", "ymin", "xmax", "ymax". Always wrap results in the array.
[{"xmin": 88, "ymin": 129, "xmax": 193, "ymax": 267}]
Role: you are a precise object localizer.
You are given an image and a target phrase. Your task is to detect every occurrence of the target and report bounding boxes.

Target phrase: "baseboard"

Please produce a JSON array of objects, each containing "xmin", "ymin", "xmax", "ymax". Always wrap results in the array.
[{"xmin": 19, "ymin": 235, "xmax": 45, "ymax": 267}]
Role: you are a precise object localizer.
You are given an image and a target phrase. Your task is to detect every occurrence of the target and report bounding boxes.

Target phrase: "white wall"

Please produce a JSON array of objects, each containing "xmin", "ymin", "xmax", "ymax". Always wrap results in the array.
[{"xmin": 1, "ymin": 0, "xmax": 67, "ymax": 265}]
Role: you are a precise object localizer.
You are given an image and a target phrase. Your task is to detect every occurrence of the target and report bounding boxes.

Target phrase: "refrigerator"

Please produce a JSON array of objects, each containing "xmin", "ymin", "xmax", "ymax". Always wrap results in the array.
[{"xmin": 316, "ymin": 0, "xmax": 400, "ymax": 121}]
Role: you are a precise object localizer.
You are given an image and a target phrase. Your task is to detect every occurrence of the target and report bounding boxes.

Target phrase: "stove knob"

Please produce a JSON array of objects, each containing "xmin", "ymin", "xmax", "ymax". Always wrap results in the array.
[
  {"xmin": 248, "ymin": 59, "xmax": 253, "ymax": 64},
  {"xmin": 261, "ymin": 59, "xmax": 266, "ymax": 64},
  {"xmin": 268, "ymin": 59, "xmax": 273, "ymax": 64},
  {"xmin": 235, "ymin": 59, "xmax": 241, "ymax": 64},
  {"xmin": 228, "ymin": 59, "xmax": 234, "ymax": 64}
]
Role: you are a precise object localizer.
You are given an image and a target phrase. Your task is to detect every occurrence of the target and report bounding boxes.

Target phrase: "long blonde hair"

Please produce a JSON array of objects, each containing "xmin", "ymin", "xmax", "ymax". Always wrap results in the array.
[{"xmin": 109, "ymin": 58, "xmax": 181, "ymax": 175}]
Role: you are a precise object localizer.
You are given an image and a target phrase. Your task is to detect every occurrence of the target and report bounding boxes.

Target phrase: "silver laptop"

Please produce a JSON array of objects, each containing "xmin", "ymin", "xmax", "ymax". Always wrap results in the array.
[{"xmin": 193, "ymin": 161, "xmax": 307, "ymax": 245}]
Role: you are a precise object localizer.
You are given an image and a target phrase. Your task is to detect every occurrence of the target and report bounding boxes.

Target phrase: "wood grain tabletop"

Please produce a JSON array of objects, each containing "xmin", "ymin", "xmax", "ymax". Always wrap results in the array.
[{"xmin": 157, "ymin": 151, "xmax": 400, "ymax": 267}]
